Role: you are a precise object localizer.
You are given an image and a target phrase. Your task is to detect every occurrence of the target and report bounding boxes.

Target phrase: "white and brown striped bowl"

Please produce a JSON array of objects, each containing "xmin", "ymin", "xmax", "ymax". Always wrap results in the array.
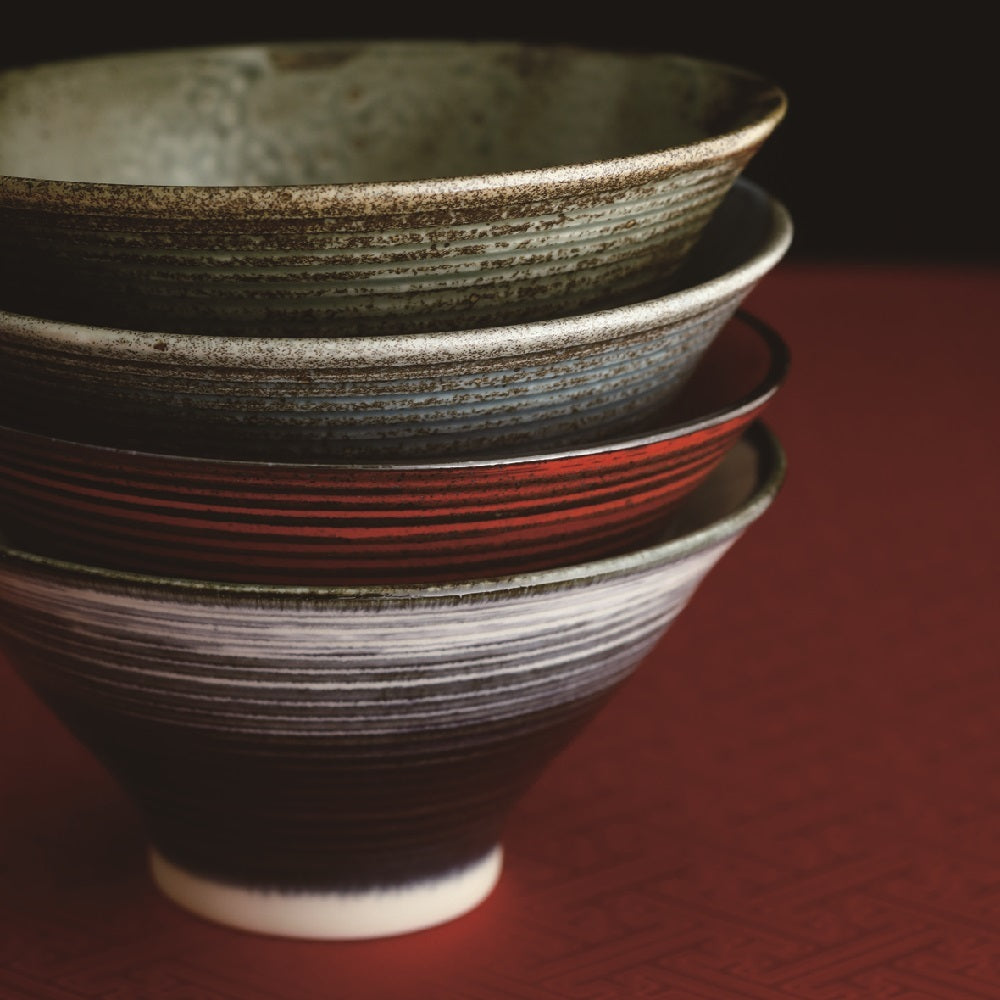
[
  {"xmin": 0, "ymin": 423, "xmax": 785, "ymax": 939},
  {"xmin": 0, "ymin": 41, "xmax": 784, "ymax": 338},
  {"xmin": 0, "ymin": 178, "xmax": 790, "ymax": 462}
]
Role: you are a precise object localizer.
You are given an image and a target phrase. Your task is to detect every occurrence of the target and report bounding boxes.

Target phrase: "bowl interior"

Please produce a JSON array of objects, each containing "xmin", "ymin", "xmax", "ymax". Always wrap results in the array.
[{"xmin": 0, "ymin": 41, "xmax": 784, "ymax": 186}]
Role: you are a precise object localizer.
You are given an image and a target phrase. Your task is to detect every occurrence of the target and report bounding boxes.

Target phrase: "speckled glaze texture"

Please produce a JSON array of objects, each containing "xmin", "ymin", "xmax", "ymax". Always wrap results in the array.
[
  {"xmin": 0, "ymin": 179, "xmax": 790, "ymax": 461},
  {"xmin": 0, "ymin": 41, "xmax": 785, "ymax": 336},
  {"xmin": 0, "ymin": 426, "xmax": 785, "ymax": 928},
  {"xmin": 0, "ymin": 313, "xmax": 787, "ymax": 585}
]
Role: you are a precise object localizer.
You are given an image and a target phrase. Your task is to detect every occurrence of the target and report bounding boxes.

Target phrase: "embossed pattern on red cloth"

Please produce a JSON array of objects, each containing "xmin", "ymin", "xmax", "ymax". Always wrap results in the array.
[{"xmin": 1, "ymin": 264, "xmax": 999, "ymax": 998}]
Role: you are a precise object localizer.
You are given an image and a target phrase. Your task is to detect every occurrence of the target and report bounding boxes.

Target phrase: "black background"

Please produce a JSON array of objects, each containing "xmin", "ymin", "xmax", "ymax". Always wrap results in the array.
[{"xmin": 1, "ymin": 11, "xmax": 992, "ymax": 262}]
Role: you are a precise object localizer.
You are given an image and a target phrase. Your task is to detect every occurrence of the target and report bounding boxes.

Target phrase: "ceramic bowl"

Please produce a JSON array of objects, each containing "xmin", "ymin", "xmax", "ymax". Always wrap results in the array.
[
  {"xmin": 0, "ymin": 310, "xmax": 786, "ymax": 585},
  {"xmin": 0, "ymin": 178, "xmax": 790, "ymax": 462},
  {"xmin": 0, "ymin": 422, "xmax": 785, "ymax": 939},
  {"xmin": 0, "ymin": 40, "xmax": 785, "ymax": 337}
]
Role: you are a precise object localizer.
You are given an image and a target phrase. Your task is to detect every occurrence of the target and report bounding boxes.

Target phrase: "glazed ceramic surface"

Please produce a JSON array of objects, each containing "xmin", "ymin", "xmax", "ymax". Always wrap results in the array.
[
  {"xmin": 0, "ymin": 311, "xmax": 787, "ymax": 585},
  {"xmin": 0, "ymin": 179, "xmax": 791, "ymax": 462},
  {"xmin": 0, "ymin": 424, "xmax": 785, "ymax": 938},
  {"xmin": 0, "ymin": 41, "xmax": 785, "ymax": 336}
]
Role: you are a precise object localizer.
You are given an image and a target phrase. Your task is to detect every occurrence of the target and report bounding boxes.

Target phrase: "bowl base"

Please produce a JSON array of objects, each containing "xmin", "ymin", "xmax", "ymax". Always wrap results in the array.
[{"xmin": 149, "ymin": 846, "xmax": 502, "ymax": 940}]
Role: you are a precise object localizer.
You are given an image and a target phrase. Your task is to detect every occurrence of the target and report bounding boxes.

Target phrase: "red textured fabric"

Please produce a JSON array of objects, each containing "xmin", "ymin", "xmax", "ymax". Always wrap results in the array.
[{"xmin": 1, "ymin": 264, "xmax": 999, "ymax": 998}]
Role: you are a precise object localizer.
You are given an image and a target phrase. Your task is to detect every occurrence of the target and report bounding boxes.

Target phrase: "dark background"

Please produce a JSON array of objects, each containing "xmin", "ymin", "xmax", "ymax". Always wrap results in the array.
[{"xmin": 0, "ymin": 12, "xmax": 992, "ymax": 262}]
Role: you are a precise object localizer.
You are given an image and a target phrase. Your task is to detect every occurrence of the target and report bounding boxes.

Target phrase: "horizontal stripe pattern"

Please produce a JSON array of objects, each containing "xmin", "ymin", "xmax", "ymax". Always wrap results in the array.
[
  {"xmin": 0, "ymin": 547, "xmax": 730, "ymax": 732},
  {"xmin": 0, "ymin": 313, "xmax": 785, "ymax": 583},
  {"xmin": 5, "ymin": 170, "xmax": 726, "ymax": 276},
  {"xmin": 0, "ymin": 422, "xmax": 744, "ymax": 583},
  {"xmin": 0, "ymin": 296, "xmax": 743, "ymax": 461},
  {"xmin": 0, "ymin": 518, "xmax": 747, "ymax": 887}
]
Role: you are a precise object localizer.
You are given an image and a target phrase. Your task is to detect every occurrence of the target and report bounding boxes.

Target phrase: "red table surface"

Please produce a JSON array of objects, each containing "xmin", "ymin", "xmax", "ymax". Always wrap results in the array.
[{"xmin": 2, "ymin": 264, "xmax": 999, "ymax": 999}]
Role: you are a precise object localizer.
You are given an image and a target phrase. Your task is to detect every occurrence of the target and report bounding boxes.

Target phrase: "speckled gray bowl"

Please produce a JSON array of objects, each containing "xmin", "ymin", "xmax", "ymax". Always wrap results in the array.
[
  {"xmin": 0, "ymin": 40, "xmax": 785, "ymax": 337},
  {"xmin": 0, "ymin": 423, "xmax": 785, "ymax": 939},
  {"xmin": 0, "ymin": 179, "xmax": 791, "ymax": 461}
]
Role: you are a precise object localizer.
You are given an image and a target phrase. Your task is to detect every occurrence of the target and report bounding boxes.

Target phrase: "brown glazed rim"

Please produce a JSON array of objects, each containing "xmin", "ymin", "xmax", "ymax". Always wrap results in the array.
[
  {"xmin": 0, "ymin": 43, "xmax": 787, "ymax": 216},
  {"xmin": 0, "ymin": 309, "xmax": 789, "ymax": 472},
  {"xmin": 0, "ymin": 421, "xmax": 786, "ymax": 600}
]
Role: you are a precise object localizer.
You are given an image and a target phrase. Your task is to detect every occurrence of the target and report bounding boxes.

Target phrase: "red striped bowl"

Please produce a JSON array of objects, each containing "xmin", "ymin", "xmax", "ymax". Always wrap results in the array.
[{"xmin": 0, "ymin": 312, "xmax": 787, "ymax": 585}]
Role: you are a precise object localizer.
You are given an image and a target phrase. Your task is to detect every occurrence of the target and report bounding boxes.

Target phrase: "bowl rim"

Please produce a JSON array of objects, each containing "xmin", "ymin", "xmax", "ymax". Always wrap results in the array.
[
  {"xmin": 0, "ymin": 179, "xmax": 793, "ymax": 363},
  {"xmin": 0, "ymin": 309, "xmax": 789, "ymax": 472},
  {"xmin": 0, "ymin": 421, "xmax": 786, "ymax": 600},
  {"xmin": 0, "ymin": 41, "xmax": 787, "ymax": 210}
]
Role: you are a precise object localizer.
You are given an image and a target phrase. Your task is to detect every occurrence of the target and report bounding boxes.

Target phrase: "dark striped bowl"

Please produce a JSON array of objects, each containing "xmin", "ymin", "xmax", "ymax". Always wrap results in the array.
[
  {"xmin": 0, "ymin": 423, "xmax": 785, "ymax": 939},
  {"xmin": 0, "ymin": 41, "xmax": 784, "ymax": 337},
  {"xmin": 0, "ymin": 178, "xmax": 790, "ymax": 463},
  {"xmin": 0, "ymin": 311, "xmax": 787, "ymax": 585}
]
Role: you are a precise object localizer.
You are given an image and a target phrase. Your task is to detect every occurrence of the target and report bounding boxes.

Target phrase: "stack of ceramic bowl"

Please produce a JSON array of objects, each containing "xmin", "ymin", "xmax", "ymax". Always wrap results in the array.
[{"xmin": 0, "ymin": 41, "xmax": 791, "ymax": 939}]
